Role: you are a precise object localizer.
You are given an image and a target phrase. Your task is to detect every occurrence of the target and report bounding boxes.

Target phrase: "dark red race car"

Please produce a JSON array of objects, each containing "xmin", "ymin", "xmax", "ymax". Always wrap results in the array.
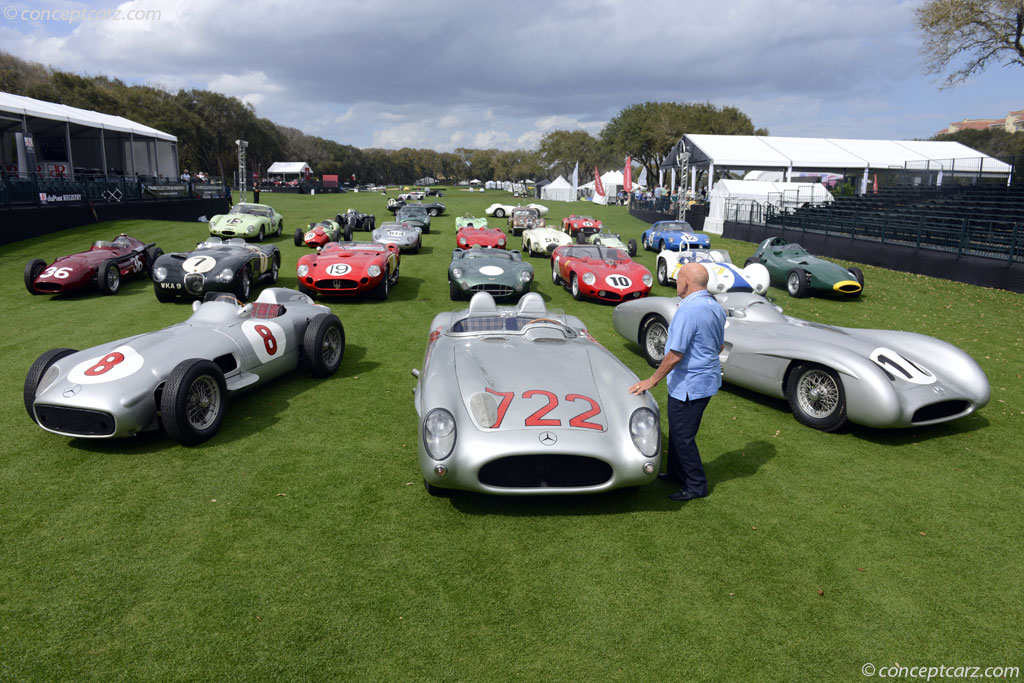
[
  {"xmin": 294, "ymin": 219, "xmax": 343, "ymax": 248},
  {"xmin": 296, "ymin": 241, "xmax": 400, "ymax": 300},
  {"xmin": 551, "ymin": 244, "xmax": 653, "ymax": 303},
  {"xmin": 561, "ymin": 214, "xmax": 603, "ymax": 243},
  {"xmin": 24, "ymin": 234, "xmax": 162, "ymax": 296},
  {"xmin": 456, "ymin": 224, "xmax": 507, "ymax": 250}
]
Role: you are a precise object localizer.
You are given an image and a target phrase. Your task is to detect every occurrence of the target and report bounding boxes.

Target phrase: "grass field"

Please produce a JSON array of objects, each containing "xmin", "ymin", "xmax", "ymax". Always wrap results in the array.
[{"xmin": 2, "ymin": 189, "xmax": 1021, "ymax": 681}]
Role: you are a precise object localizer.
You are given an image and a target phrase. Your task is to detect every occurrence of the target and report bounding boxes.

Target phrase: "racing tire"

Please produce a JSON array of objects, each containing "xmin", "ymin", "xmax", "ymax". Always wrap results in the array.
[
  {"xmin": 849, "ymin": 266, "xmax": 865, "ymax": 287},
  {"xmin": 24, "ymin": 259, "xmax": 46, "ymax": 294},
  {"xmin": 160, "ymin": 358, "xmax": 227, "ymax": 446},
  {"xmin": 235, "ymin": 269, "xmax": 252, "ymax": 302},
  {"xmin": 659, "ymin": 239, "xmax": 666, "ymax": 252},
  {"xmin": 412, "ymin": 238, "xmax": 421, "ymax": 254},
  {"xmin": 269, "ymin": 253, "xmax": 280, "ymax": 283},
  {"xmin": 343, "ymin": 224, "xmax": 353, "ymax": 242},
  {"xmin": 331, "ymin": 229, "xmax": 340, "ymax": 243},
  {"xmin": 786, "ymin": 362, "xmax": 848, "ymax": 432},
  {"xmin": 627, "ymin": 239, "xmax": 637, "ymax": 257},
  {"xmin": 154, "ymin": 282, "xmax": 175, "ymax": 302},
  {"xmin": 256, "ymin": 227, "xmax": 265, "ymax": 242},
  {"xmin": 424, "ymin": 479, "xmax": 450, "ymax": 497},
  {"xmin": 24, "ymin": 347, "xmax": 78, "ymax": 422},
  {"xmin": 494, "ymin": 208, "xmax": 505, "ymax": 218},
  {"xmin": 276, "ymin": 221, "xmax": 283, "ymax": 238},
  {"xmin": 298, "ymin": 283, "xmax": 315, "ymax": 298},
  {"xmin": 786, "ymin": 268, "xmax": 810, "ymax": 298},
  {"xmin": 428, "ymin": 207, "xmax": 439, "ymax": 217},
  {"xmin": 657, "ymin": 259, "xmax": 669, "ymax": 287},
  {"xmin": 335, "ymin": 214, "xmax": 343, "ymax": 225},
  {"xmin": 449, "ymin": 279, "xmax": 461, "ymax": 301},
  {"xmin": 639, "ymin": 315, "xmax": 669, "ymax": 368},
  {"xmin": 570, "ymin": 273, "xmax": 584, "ymax": 301},
  {"xmin": 144, "ymin": 247, "xmax": 164, "ymax": 274},
  {"xmin": 642, "ymin": 233, "xmax": 649, "ymax": 250},
  {"xmin": 301, "ymin": 313, "xmax": 345, "ymax": 378},
  {"xmin": 294, "ymin": 228, "xmax": 304, "ymax": 247},
  {"xmin": 373, "ymin": 267, "xmax": 390, "ymax": 301},
  {"xmin": 96, "ymin": 259, "xmax": 121, "ymax": 295},
  {"xmin": 368, "ymin": 216, "xmax": 376, "ymax": 232},
  {"xmin": 745, "ymin": 257, "xmax": 756, "ymax": 267},
  {"xmin": 551, "ymin": 261, "xmax": 562, "ymax": 285}
]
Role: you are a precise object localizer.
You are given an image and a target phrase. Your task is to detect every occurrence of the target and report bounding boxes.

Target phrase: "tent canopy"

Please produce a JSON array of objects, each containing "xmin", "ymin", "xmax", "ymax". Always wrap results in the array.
[
  {"xmin": 0, "ymin": 91, "xmax": 177, "ymax": 141},
  {"xmin": 541, "ymin": 175, "xmax": 574, "ymax": 202},
  {"xmin": 267, "ymin": 161, "xmax": 311, "ymax": 175},
  {"xmin": 704, "ymin": 179, "xmax": 833, "ymax": 235}
]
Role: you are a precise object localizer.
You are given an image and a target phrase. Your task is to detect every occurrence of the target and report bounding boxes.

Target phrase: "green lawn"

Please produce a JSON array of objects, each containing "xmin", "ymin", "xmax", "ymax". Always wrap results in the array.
[{"xmin": 1, "ymin": 189, "xmax": 1021, "ymax": 681}]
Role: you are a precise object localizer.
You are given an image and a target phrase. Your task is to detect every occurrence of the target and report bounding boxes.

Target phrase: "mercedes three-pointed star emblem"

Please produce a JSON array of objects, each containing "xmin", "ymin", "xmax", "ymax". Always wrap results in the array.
[{"xmin": 538, "ymin": 431, "xmax": 557, "ymax": 446}]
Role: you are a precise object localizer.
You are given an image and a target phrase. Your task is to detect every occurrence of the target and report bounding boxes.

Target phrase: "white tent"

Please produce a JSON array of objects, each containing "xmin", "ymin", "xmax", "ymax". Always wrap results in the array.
[
  {"xmin": 484, "ymin": 180, "xmax": 498, "ymax": 189},
  {"xmin": 267, "ymin": 161, "xmax": 311, "ymax": 176},
  {"xmin": 704, "ymin": 179, "xmax": 833, "ymax": 235},
  {"xmin": 540, "ymin": 175, "xmax": 575, "ymax": 202}
]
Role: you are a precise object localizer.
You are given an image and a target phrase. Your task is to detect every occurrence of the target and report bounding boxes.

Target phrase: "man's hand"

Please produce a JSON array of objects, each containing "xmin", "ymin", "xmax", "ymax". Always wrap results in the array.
[{"xmin": 628, "ymin": 378, "xmax": 656, "ymax": 395}]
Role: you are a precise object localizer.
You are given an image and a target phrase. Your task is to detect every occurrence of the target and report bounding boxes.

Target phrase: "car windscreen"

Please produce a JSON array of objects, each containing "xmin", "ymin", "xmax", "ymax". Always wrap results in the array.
[
  {"xmin": 449, "ymin": 315, "xmax": 576, "ymax": 336},
  {"xmin": 659, "ymin": 222, "xmax": 691, "ymax": 232},
  {"xmin": 463, "ymin": 250, "xmax": 512, "ymax": 260}
]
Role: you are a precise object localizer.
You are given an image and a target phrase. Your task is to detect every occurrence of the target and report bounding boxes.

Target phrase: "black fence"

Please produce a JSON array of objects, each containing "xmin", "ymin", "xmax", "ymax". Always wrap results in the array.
[{"xmin": 0, "ymin": 173, "xmax": 229, "ymax": 209}]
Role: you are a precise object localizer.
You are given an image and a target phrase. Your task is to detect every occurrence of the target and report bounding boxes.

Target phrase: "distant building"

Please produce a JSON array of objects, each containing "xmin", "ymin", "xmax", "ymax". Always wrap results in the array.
[{"xmin": 936, "ymin": 108, "xmax": 1024, "ymax": 135}]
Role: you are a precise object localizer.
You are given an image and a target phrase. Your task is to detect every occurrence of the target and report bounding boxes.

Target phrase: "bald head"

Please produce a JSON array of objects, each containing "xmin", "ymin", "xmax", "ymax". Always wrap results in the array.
[{"xmin": 676, "ymin": 263, "xmax": 709, "ymax": 296}]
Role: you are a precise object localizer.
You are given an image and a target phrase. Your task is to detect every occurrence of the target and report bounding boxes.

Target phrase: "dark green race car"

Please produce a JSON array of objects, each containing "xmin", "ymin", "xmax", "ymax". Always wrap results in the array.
[
  {"xmin": 746, "ymin": 237, "xmax": 863, "ymax": 298},
  {"xmin": 448, "ymin": 246, "xmax": 534, "ymax": 301}
]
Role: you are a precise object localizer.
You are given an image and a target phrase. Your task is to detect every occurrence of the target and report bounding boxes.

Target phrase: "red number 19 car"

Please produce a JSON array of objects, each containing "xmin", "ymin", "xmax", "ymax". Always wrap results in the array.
[
  {"xmin": 551, "ymin": 244, "xmax": 653, "ymax": 303},
  {"xmin": 296, "ymin": 241, "xmax": 400, "ymax": 301},
  {"xmin": 25, "ymin": 234, "xmax": 162, "ymax": 296}
]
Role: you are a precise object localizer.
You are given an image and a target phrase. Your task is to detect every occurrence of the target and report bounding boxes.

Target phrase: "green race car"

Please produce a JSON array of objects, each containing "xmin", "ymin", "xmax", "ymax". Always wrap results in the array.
[
  {"xmin": 209, "ymin": 203, "xmax": 284, "ymax": 242},
  {"xmin": 746, "ymin": 237, "xmax": 863, "ymax": 298},
  {"xmin": 587, "ymin": 231, "xmax": 637, "ymax": 257},
  {"xmin": 455, "ymin": 214, "xmax": 488, "ymax": 230},
  {"xmin": 448, "ymin": 246, "xmax": 533, "ymax": 301}
]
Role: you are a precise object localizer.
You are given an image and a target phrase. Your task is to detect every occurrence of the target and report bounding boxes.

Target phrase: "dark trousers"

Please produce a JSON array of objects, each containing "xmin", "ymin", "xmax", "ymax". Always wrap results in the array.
[{"xmin": 666, "ymin": 395, "xmax": 711, "ymax": 495}]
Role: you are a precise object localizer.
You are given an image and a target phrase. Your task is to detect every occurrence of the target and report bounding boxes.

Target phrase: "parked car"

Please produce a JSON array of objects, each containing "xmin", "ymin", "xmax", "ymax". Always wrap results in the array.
[
  {"xmin": 640, "ymin": 220, "xmax": 710, "ymax": 252},
  {"xmin": 295, "ymin": 219, "xmax": 342, "ymax": 248},
  {"xmin": 485, "ymin": 202, "xmax": 548, "ymax": 219},
  {"xmin": 506, "ymin": 206, "xmax": 542, "ymax": 236},
  {"xmin": 25, "ymin": 234, "xmax": 161, "ymax": 296},
  {"xmin": 387, "ymin": 199, "xmax": 446, "ymax": 218},
  {"xmin": 746, "ymin": 237, "xmax": 863, "ymax": 298},
  {"xmin": 336, "ymin": 209, "xmax": 376, "ymax": 239},
  {"xmin": 456, "ymin": 222, "xmax": 507, "ymax": 250},
  {"xmin": 394, "ymin": 203, "xmax": 432, "ymax": 233},
  {"xmin": 655, "ymin": 247, "xmax": 769, "ymax": 294},
  {"xmin": 209, "ymin": 202, "xmax": 284, "ymax": 241},
  {"xmin": 372, "ymin": 221, "xmax": 422, "ymax": 253},
  {"xmin": 561, "ymin": 215, "xmax": 603, "ymax": 243},
  {"xmin": 521, "ymin": 224, "xmax": 573, "ymax": 257},
  {"xmin": 587, "ymin": 231, "xmax": 637, "ymax": 257},
  {"xmin": 151, "ymin": 237, "xmax": 280, "ymax": 302},
  {"xmin": 412, "ymin": 292, "xmax": 661, "ymax": 495},
  {"xmin": 551, "ymin": 244, "xmax": 652, "ymax": 303},
  {"xmin": 297, "ymin": 241, "xmax": 400, "ymax": 300},
  {"xmin": 448, "ymin": 246, "xmax": 533, "ymax": 300}
]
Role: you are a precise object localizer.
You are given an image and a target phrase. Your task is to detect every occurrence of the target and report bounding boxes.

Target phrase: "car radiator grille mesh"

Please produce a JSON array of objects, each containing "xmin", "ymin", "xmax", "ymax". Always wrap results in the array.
[
  {"xmin": 35, "ymin": 405, "xmax": 115, "ymax": 436},
  {"xmin": 470, "ymin": 284, "xmax": 514, "ymax": 296},
  {"xmin": 478, "ymin": 454, "xmax": 612, "ymax": 488},
  {"xmin": 316, "ymin": 278, "xmax": 358, "ymax": 290}
]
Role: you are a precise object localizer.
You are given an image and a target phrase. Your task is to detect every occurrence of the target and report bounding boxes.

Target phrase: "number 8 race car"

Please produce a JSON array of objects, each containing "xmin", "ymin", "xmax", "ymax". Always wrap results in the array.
[
  {"xmin": 413, "ymin": 291, "xmax": 661, "ymax": 496},
  {"xmin": 24, "ymin": 288, "xmax": 345, "ymax": 446}
]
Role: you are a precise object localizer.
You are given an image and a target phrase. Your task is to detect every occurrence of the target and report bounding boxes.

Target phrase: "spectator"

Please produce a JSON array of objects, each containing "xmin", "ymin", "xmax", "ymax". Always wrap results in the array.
[{"xmin": 180, "ymin": 169, "xmax": 191, "ymax": 183}]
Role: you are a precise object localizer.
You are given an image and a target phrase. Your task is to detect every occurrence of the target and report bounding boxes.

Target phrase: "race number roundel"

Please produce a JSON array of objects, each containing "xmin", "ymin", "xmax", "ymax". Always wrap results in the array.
[
  {"xmin": 479, "ymin": 266, "xmax": 504, "ymax": 276},
  {"xmin": 605, "ymin": 274, "xmax": 632, "ymax": 289},
  {"xmin": 304, "ymin": 231, "xmax": 317, "ymax": 241},
  {"xmin": 68, "ymin": 345, "xmax": 144, "ymax": 384},
  {"xmin": 242, "ymin": 319, "xmax": 287, "ymax": 363},
  {"xmin": 325, "ymin": 263, "xmax": 351, "ymax": 277},
  {"xmin": 870, "ymin": 348, "xmax": 936, "ymax": 385},
  {"xmin": 182, "ymin": 255, "xmax": 217, "ymax": 274}
]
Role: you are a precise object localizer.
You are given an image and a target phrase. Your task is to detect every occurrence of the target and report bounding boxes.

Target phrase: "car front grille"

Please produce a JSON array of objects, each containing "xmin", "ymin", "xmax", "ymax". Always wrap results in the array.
[
  {"xmin": 836, "ymin": 283, "xmax": 862, "ymax": 293},
  {"xmin": 35, "ymin": 405, "xmax": 115, "ymax": 436},
  {"xmin": 478, "ymin": 454, "xmax": 612, "ymax": 488},
  {"xmin": 34, "ymin": 282, "xmax": 63, "ymax": 292},
  {"xmin": 470, "ymin": 283, "xmax": 513, "ymax": 296},
  {"xmin": 912, "ymin": 400, "xmax": 970, "ymax": 423},
  {"xmin": 184, "ymin": 272, "xmax": 205, "ymax": 295},
  {"xmin": 316, "ymin": 278, "xmax": 358, "ymax": 290}
]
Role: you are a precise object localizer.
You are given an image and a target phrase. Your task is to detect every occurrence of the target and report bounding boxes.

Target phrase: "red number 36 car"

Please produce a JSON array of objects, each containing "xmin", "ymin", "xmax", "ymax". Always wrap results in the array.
[{"xmin": 25, "ymin": 234, "xmax": 162, "ymax": 296}]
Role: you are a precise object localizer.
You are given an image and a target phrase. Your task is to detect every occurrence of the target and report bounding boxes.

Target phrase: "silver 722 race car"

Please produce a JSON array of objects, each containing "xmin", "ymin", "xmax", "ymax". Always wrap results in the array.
[
  {"xmin": 413, "ymin": 292, "xmax": 661, "ymax": 496},
  {"xmin": 24, "ymin": 288, "xmax": 345, "ymax": 446},
  {"xmin": 612, "ymin": 292, "xmax": 989, "ymax": 431}
]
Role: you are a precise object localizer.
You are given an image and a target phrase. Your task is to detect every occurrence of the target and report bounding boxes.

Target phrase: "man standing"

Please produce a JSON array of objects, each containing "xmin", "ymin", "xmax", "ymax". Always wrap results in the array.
[{"xmin": 628, "ymin": 263, "xmax": 726, "ymax": 501}]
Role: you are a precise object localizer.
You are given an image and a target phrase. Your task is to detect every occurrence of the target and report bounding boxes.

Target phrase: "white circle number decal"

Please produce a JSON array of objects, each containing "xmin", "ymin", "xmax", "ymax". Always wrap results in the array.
[
  {"xmin": 606, "ymin": 274, "xmax": 632, "ymax": 289},
  {"xmin": 326, "ymin": 263, "xmax": 351, "ymax": 276},
  {"xmin": 183, "ymin": 255, "xmax": 217, "ymax": 273},
  {"xmin": 304, "ymin": 231, "xmax": 317, "ymax": 241},
  {"xmin": 479, "ymin": 265, "xmax": 505, "ymax": 276},
  {"xmin": 242, "ymin": 320, "xmax": 287, "ymax": 364},
  {"xmin": 68, "ymin": 345, "xmax": 144, "ymax": 384}
]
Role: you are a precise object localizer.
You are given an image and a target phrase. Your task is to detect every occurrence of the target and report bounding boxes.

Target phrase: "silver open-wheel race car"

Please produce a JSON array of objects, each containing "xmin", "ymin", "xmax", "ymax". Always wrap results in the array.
[
  {"xmin": 25, "ymin": 288, "xmax": 345, "ymax": 446},
  {"xmin": 413, "ymin": 292, "xmax": 661, "ymax": 496},
  {"xmin": 612, "ymin": 292, "xmax": 989, "ymax": 431}
]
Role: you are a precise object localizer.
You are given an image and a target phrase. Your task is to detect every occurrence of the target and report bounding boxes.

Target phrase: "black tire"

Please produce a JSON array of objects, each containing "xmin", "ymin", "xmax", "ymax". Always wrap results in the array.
[
  {"xmin": 745, "ymin": 257, "xmax": 756, "ymax": 267},
  {"xmin": 449, "ymin": 279, "xmax": 461, "ymax": 301},
  {"xmin": 301, "ymin": 313, "xmax": 345, "ymax": 377},
  {"xmin": 96, "ymin": 259, "xmax": 121, "ymax": 295},
  {"xmin": 276, "ymin": 220, "xmax": 283, "ymax": 237},
  {"xmin": 659, "ymin": 239, "xmax": 666, "ymax": 252},
  {"xmin": 335, "ymin": 214, "xmax": 343, "ymax": 224},
  {"xmin": 298, "ymin": 283, "xmax": 315, "ymax": 298},
  {"xmin": 344, "ymin": 224, "xmax": 353, "ymax": 241},
  {"xmin": 235, "ymin": 268, "xmax": 251, "ymax": 302},
  {"xmin": 428, "ymin": 207, "xmax": 439, "ymax": 217},
  {"xmin": 154, "ymin": 282, "xmax": 175, "ymax": 302},
  {"xmin": 24, "ymin": 258, "xmax": 46, "ymax": 294},
  {"xmin": 256, "ymin": 226, "xmax": 265, "ymax": 242},
  {"xmin": 160, "ymin": 358, "xmax": 227, "ymax": 446},
  {"xmin": 494, "ymin": 208, "xmax": 505, "ymax": 218},
  {"xmin": 639, "ymin": 315, "xmax": 669, "ymax": 368},
  {"xmin": 849, "ymin": 266, "xmax": 864, "ymax": 286},
  {"xmin": 331, "ymin": 229, "xmax": 340, "ymax": 242},
  {"xmin": 424, "ymin": 479, "xmax": 450, "ymax": 497},
  {"xmin": 294, "ymin": 228, "xmax": 304, "ymax": 247},
  {"xmin": 657, "ymin": 259, "xmax": 669, "ymax": 286},
  {"xmin": 785, "ymin": 362, "xmax": 848, "ymax": 432},
  {"xmin": 24, "ymin": 347, "xmax": 77, "ymax": 422},
  {"xmin": 423, "ymin": 224, "xmax": 430, "ymax": 235},
  {"xmin": 144, "ymin": 247, "xmax": 164, "ymax": 274},
  {"xmin": 628, "ymin": 239, "xmax": 637, "ymax": 257},
  {"xmin": 412, "ymin": 238, "xmax": 421, "ymax": 254},
  {"xmin": 269, "ymin": 253, "xmax": 280, "ymax": 283},
  {"xmin": 551, "ymin": 260, "xmax": 562, "ymax": 285},
  {"xmin": 373, "ymin": 267, "xmax": 390, "ymax": 301},
  {"xmin": 368, "ymin": 216, "xmax": 376, "ymax": 231},
  {"xmin": 570, "ymin": 273, "xmax": 584, "ymax": 301},
  {"xmin": 786, "ymin": 268, "xmax": 810, "ymax": 298},
  {"xmin": 642, "ymin": 233, "xmax": 649, "ymax": 250}
]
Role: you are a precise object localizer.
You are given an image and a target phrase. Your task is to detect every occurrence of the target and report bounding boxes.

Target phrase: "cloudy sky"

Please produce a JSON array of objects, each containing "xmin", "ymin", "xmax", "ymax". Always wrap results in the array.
[{"xmin": 1, "ymin": 0, "xmax": 1020, "ymax": 150}]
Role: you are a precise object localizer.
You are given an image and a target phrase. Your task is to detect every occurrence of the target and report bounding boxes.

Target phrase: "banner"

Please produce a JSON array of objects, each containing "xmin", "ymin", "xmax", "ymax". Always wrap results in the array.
[
  {"xmin": 624, "ymin": 156, "xmax": 632, "ymax": 193},
  {"xmin": 571, "ymin": 161, "xmax": 579, "ymax": 197},
  {"xmin": 592, "ymin": 165, "xmax": 607, "ymax": 205},
  {"xmin": 637, "ymin": 166, "xmax": 648, "ymax": 188},
  {"xmin": 142, "ymin": 183, "xmax": 189, "ymax": 198}
]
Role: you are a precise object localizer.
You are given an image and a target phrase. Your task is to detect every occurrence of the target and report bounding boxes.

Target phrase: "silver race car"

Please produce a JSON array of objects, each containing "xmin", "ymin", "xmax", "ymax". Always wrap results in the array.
[
  {"xmin": 613, "ymin": 292, "xmax": 989, "ymax": 431},
  {"xmin": 372, "ymin": 221, "xmax": 422, "ymax": 253},
  {"xmin": 25, "ymin": 288, "xmax": 345, "ymax": 446},
  {"xmin": 413, "ymin": 292, "xmax": 661, "ymax": 496}
]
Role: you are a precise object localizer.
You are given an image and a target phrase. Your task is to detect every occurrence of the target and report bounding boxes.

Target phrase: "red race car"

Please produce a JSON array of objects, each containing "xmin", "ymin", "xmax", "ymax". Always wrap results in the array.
[
  {"xmin": 456, "ymin": 224, "xmax": 507, "ymax": 250},
  {"xmin": 296, "ymin": 241, "xmax": 400, "ymax": 300},
  {"xmin": 551, "ymin": 244, "xmax": 653, "ymax": 303},
  {"xmin": 294, "ymin": 219, "xmax": 343, "ymax": 248},
  {"xmin": 561, "ymin": 214, "xmax": 603, "ymax": 243},
  {"xmin": 25, "ymin": 234, "xmax": 162, "ymax": 296}
]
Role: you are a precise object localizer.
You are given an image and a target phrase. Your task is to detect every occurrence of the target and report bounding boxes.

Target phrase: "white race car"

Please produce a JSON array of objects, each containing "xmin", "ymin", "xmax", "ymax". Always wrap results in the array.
[
  {"xmin": 521, "ymin": 225, "xmax": 573, "ymax": 257},
  {"xmin": 485, "ymin": 203, "xmax": 549, "ymax": 219},
  {"xmin": 656, "ymin": 247, "xmax": 770, "ymax": 294}
]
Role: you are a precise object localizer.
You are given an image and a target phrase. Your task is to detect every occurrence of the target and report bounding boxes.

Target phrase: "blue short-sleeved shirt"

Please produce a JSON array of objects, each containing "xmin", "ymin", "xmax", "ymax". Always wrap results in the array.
[{"xmin": 666, "ymin": 290, "xmax": 727, "ymax": 401}]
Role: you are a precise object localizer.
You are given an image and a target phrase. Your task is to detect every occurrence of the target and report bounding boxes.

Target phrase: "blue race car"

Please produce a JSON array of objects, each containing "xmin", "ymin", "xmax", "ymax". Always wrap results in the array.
[{"xmin": 641, "ymin": 220, "xmax": 710, "ymax": 253}]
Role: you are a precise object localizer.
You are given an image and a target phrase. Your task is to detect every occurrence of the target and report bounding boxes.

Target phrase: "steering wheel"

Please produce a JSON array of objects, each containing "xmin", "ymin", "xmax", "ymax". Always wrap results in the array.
[{"xmin": 525, "ymin": 317, "xmax": 561, "ymax": 326}]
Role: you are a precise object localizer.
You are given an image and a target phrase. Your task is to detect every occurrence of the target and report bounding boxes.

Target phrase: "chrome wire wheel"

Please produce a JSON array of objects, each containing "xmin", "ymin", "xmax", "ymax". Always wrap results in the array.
[
  {"xmin": 185, "ymin": 376, "xmax": 222, "ymax": 430},
  {"xmin": 644, "ymin": 320, "xmax": 667, "ymax": 362},
  {"xmin": 106, "ymin": 264, "xmax": 120, "ymax": 292},
  {"xmin": 321, "ymin": 325, "xmax": 343, "ymax": 367},
  {"xmin": 787, "ymin": 272, "xmax": 801, "ymax": 295},
  {"xmin": 795, "ymin": 368, "xmax": 840, "ymax": 419}
]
